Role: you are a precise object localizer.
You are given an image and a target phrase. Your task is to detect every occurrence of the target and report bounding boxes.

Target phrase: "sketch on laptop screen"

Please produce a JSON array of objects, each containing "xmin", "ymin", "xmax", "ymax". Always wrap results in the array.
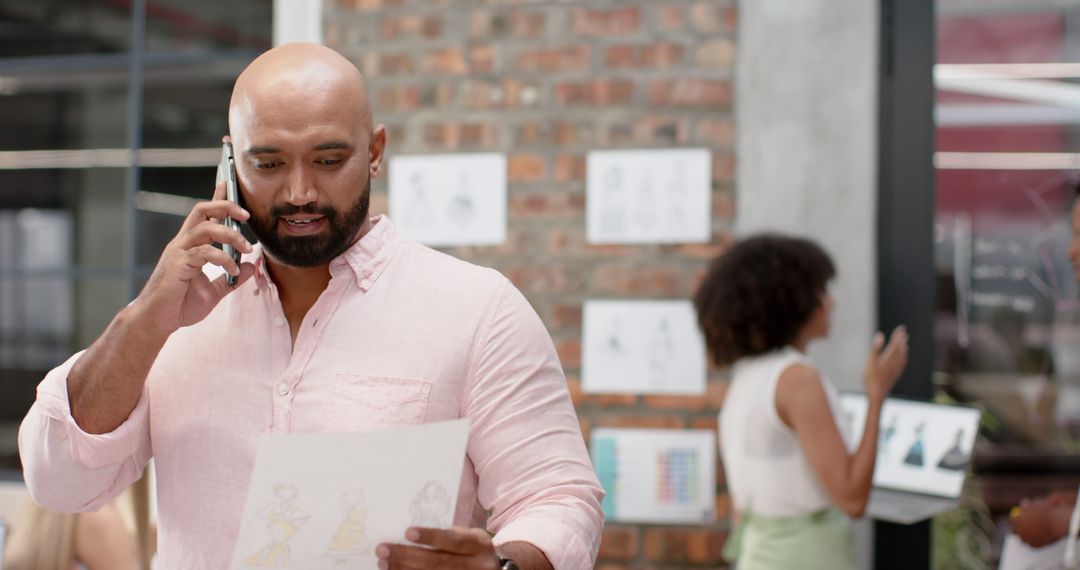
[{"xmin": 839, "ymin": 393, "xmax": 980, "ymax": 498}]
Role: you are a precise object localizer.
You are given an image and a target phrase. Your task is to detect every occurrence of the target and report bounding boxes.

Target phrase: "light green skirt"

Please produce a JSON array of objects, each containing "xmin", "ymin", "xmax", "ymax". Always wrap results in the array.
[{"xmin": 725, "ymin": 508, "xmax": 856, "ymax": 570}]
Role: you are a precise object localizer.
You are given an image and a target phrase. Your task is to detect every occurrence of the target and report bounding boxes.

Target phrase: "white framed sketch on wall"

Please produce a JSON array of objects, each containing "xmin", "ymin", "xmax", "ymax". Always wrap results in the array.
[
  {"xmin": 586, "ymin": 148, "xmax": 711, "ymax": 244},
  {"xmin": 388, "ymin": 153, "xmax": 507, "ymax": 247}
]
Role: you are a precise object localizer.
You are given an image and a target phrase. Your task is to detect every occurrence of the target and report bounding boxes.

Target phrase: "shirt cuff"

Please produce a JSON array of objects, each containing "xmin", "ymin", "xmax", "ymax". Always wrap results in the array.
[
  {"xmin": 493, "ymin": 515, "xmax": 596, "ymax": 570},
  {"xmin": 34, "ymin": 351, "xmax": 150, "ymax": 470}
]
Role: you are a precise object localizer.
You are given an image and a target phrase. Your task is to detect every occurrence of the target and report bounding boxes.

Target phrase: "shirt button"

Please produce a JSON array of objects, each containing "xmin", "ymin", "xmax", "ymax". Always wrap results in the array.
[
  {"xmin": 277, "ymin": 384, "xmax": 290, "ymax": 397},
  {"xmin": 274, "ymin": 317, "xmax": 286, "ymax": 327}
]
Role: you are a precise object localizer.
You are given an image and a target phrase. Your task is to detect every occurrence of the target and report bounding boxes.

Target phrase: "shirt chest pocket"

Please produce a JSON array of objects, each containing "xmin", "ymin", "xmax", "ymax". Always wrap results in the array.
[{"xmin": 330, "ymin": 374, "xmax": 432, "ymax": 428}]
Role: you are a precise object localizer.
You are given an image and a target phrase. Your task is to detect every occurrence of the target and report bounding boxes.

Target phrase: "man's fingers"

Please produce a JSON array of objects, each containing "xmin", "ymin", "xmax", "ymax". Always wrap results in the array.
[
  {"xmin": 178, "ymin": 221, "xmax": 252, "ymax": 254},
  {"xmin": 179, "ymin": 196, "xmax": 248, "ymax": 233},
  {"xmin": 173, "ymin": 244, "xmax": 239, "ymax": 278},
  {"xmin": 406, "ymin": 527, "xmax": 489, "ymax": 554},
  {"xmin": 378, "ymin": 543, "xmax": 455, "ymax": 570},
  {"xmin": 212, "ymin": 178, "xmax": 227, "ymax": 201},
  {"xmin": 208, "ymin": 263, "xmax": 256, "ymax": 298}
]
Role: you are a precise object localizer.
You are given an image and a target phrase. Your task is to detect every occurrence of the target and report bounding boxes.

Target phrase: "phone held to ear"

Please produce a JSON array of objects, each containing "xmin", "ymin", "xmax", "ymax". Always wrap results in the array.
[{"xmin": 216, "ymin": 141, "xmax": 242, "ymax": 286}]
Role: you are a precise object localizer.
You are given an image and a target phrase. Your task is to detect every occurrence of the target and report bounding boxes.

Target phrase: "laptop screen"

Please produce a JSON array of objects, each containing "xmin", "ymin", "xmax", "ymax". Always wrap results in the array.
[{"xmin": 838, "ymin": 393, "xmax": 981, "ymax": 499}]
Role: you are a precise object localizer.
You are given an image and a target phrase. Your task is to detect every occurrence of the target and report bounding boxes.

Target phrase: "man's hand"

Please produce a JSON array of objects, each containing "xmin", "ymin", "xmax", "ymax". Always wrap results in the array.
[
  {"xmin": 1011, "ymin": 495, "xmax": 1072, "ymax": 548},
  {"xmin": 135, "ymin": 179, "xmax": 255, "ymax": 337},
  {"xmin": 377, "ymin": 527, "xmax": 499, "ymax": 570}
]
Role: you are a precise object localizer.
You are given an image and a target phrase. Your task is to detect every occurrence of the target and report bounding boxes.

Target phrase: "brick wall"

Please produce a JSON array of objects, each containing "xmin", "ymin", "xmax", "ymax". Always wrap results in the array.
[{"xmin": 325, "ymin": 1, "xmax": 736, "ymax": 567}]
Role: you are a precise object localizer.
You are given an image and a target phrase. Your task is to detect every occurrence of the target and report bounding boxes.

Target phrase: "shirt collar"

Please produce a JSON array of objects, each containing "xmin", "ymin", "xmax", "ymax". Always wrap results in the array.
[{"xmin": 251, "ymin": 215, "xmax": 401, "ymax": 293}]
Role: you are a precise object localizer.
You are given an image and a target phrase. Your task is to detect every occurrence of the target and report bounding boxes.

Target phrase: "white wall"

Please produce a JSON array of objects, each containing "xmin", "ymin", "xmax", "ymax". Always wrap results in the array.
[{"xmin": 273, "ymin": 0, "xmax": 323, "ymax": 46}]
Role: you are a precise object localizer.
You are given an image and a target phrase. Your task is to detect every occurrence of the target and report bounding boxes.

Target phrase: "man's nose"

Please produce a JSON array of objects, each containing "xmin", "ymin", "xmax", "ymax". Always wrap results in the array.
[{"xmin": 284, "ymin": 164, "xmax": 317, "ymax": 205}]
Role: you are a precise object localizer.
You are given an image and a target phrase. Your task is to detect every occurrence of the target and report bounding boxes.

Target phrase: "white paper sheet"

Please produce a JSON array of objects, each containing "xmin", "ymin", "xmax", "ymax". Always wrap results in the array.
[
  {"xmin": 388, "ymin": 153, "xmax": 506, "ymax": 246},
  {"xmin": 591, "ymin": 428, "xmax": 716, "ymax": 524},
  {"xmin": 586, "ymin": 148, "xmax": 711, "ymax": 244},
  {"xmin": 230, "ymin": 419, "xmax": 469, "ymax": 570},
  {"xmin": 582, "ymin": 300, "xmax": 707, "ymax": 395},
  {"xmin": 999, "ymin": 533, "xmax": 1076, "ymax": 570}
]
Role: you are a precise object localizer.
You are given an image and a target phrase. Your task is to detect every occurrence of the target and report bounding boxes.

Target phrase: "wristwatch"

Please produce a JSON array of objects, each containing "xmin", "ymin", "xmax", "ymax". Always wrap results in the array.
[{"xmin": 498, "ymin": 557, "xmax": 520, "ymax": 570}]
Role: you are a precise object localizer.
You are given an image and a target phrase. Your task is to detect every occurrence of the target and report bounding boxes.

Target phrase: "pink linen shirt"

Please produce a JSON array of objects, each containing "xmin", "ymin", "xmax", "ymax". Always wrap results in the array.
[{"xmin": 19, "ymin": 216, "xmax": 604, "ymax": 569}]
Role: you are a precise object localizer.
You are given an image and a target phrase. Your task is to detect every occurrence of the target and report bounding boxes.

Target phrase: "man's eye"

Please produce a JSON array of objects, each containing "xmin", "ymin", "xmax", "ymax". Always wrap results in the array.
[
  {"xmin": 255, "ymin": 161, "xmax": 281, "ymax": 170},
  {"xmin": 316, "ymin": 159, "xmax": 341, "ymax": 167}
]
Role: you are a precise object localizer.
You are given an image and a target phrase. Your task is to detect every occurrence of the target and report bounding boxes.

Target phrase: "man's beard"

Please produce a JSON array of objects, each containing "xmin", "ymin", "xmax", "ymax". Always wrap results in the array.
[{"xmin": 242, "ymin": 179, "xmax": 370, "ymax": 268}]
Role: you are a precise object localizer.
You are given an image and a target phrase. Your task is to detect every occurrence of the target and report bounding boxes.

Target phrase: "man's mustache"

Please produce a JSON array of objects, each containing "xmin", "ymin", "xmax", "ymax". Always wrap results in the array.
[{"xmin": 270, "ymin": 203, "xmax": 336, "ymax": 218}]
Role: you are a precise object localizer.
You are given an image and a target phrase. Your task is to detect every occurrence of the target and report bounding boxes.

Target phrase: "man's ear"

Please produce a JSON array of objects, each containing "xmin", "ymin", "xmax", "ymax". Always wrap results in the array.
[{"xmin": 369, "ymin": 125, "xmax": 387, "ymax": 178}]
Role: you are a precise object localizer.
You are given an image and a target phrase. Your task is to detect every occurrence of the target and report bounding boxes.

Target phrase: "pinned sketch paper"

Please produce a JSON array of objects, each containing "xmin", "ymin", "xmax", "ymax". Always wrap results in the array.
[
  {"xmin": 587, "ymin": 148, "xmax": 711, "ymax": 244},
  {"xmin": 591, "ymin": 428, "xmax": 716, "ymax": 524},
  {"xmin": 230, "ymin": 419, "xmax": 469, "ymax": 570},
  {"xmin": 582, "ymin": 300, "xmax": 707, "ymax": 395},
  {"xmin": 389, "ymin": 153, "xmax": 506, "ymax": 246}
]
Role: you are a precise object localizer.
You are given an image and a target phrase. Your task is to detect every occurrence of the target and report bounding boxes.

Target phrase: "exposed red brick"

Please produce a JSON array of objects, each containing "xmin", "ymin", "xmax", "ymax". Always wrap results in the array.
[
  {"xmin": 556, "ymin": 79, "xmax": 636, "ymax": 107},
  {"xmin": 595, "ymin": 414, "xmax": 686, "ymax": 430},
  {"xmin": 572, "ymin": 7, "xmax": 641, "ymax": 36},
  {"xmin": 460, "ymin": 122, "xmax": 496, "ymax": 147},
  {"xmin": 421, "ymin": 47, "xmax": 467, "ymax": 75},
  {"xmin": 713, "ymin": 153, "xmax": 735, "ymax": 184},
  {"xmin": 643, "ymin": 527, "xmax": 726, "ymax": 563},
  {"xmin": 691, "ymin": 1, "xmax": 730, "ymax": 33},
  {"xmin": 464, "ymin": 79, "xmax": 540, "ymax": 109},
  {"xmin": 515, "ymin": 45, "xmax": 591, "ymax": 73},
  {"xmin": 588, "ymin": 393, "xmax": 639, "ymax": 408},
  {"xmin": 554, "ymin": 154, "xmax": 586, "ymax": 183},
  {"xmin": 690, "ymin": 415, "xmax": 718, "ymax": 432},
  {"xmin": 555, "ymin": 339, "xmax": 582, "ymax": 368},
  {"xmin": 508, "ymin": 194, "xmax": 584, "ymax": 223},
  {"xmin": 566, "ymin": 376, "xmax": 585, "ymax": 407},
  {"xmin": 650, "ymin": 78, "xmax": 731, "ymax": 107},
  {"xmin": 592, "ymin": 264, "xmax": 683, "ymax": 296},
  {"xmin": 599, "ymin": 526, "xmax": 640, "ymax": 561},
  {"xmin": 716, "ymin": 493, "xmax": 732, "ymax": 521},
  {"xmin": 696, "ymin": 118, "xmax": 735, "ymax": 147},
  {"xmin": 379, "ymin": 14, "xmax": 442, "ymax": 40},
  {"xmin": 606, "ymin": 42, "xmax": 684, "ymax": 68},
  {"xmin": 504, "ymin": 265, "xmax": 582, "ymax": 295},
  {"xmin": 654, "ymin": 5, "xmax": 684, "ymax": 31},
  {"xmin": 697, "ymin": 38, "xmax": 736, "ymax": 69},
  {"xmin": 715, "ymin": 190, "xmax": 735, "ymax": 221},
  {"xmin": 469, "ymin": 44, "xmax": 499, "ymax": 74},
  {"xmin": 642, "ymin": 394, "xmax": 709, "ymax": 412},
  {"xmin": 551, "ymin": 303, "xmax": 583, "ymax": 329},
  {"xmin": 507, "ymin": 153, "xmax": 547, "ymax": 183}
]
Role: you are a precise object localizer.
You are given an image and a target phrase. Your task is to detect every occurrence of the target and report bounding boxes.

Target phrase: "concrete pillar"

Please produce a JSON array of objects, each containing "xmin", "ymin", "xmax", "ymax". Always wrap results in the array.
[
  {"xmin": 736, "ymin": 0, "xmax": 878, "ymax": 392},
  {"xmin": 735, "ymin": 1, "xmax": 879, "ymax": 568}
]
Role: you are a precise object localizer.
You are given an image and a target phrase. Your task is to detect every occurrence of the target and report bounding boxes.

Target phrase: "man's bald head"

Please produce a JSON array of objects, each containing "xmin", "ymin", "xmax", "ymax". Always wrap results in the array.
[{"xmin": 229, "ymin": 43, "xmax": 373, "ymax": 145}]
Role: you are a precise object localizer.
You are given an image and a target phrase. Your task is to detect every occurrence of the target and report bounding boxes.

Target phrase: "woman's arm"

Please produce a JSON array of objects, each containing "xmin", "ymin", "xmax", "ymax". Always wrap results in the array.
[
  {"xmin": 775, "ymin": 328, "xmax": 908, "ymax": 518},
  {"xmin": 74, "ymin": 503, "xmax": 141, "ymax": 570}
]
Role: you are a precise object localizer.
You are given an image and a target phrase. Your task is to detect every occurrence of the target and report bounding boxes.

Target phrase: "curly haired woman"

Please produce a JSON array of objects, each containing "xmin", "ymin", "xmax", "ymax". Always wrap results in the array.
[{"xmin": 694, "ymin": 234, "xmax": 909, "ymax": 570}]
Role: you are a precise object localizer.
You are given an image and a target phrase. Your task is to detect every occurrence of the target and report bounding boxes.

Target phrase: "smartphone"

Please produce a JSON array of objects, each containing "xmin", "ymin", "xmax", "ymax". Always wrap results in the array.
[{"xmin": 216, "ymin": 141, "xmax": 242, "ymax": 286}]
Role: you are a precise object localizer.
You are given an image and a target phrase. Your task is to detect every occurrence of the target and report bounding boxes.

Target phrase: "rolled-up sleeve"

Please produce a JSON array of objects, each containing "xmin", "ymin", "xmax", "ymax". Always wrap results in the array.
[
  {"xmin": 463, "ymin": 278, "xmax": 604, "ymax": 570},
  {"xmin": 19, "ymin": 350, "xmax": 152, "ymax": 513}
]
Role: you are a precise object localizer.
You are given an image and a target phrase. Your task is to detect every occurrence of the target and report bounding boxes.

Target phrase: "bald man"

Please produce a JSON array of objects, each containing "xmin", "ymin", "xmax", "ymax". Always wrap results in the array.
[{"xmin": 19, "ymin": 44, "xmax": 603, "ymax": 570}]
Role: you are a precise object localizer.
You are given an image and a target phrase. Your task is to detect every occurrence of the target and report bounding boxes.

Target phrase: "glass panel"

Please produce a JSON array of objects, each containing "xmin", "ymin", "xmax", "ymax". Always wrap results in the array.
[
  {"xmin": 141, "ymin": 55, "xmax": 255, "ymax": 148},
  {"xmin": 144, "ymin": 1, "xmax": 271, "ymax": 54},
  {"xmin": 137, "ymin": 167, "xmax": 216, "ymax": 265},
  {"xmin": 0, "ymin": 78, "xmax": 131, "ymax": 151},
  {"xmin": 935, "ymin": 2, "xmax": 1080, "ymax": 564},
  {"xmin": 0, "ymin": 169, "xmax": 131, "ymax": 271},
  {"xmin": 0, "ymin": 0, "xmax": 131, "ymax": 56}
]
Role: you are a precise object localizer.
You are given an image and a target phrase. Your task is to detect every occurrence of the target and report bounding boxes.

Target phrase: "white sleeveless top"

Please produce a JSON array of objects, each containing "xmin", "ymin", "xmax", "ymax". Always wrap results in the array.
[{"xmin": 720, "ymin": 347, "xmax": 847, "ymax": 517}]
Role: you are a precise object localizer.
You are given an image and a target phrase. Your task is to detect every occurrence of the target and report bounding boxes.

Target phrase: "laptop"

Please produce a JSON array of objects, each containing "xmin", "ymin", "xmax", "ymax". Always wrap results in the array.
[{"xmin": 838, "ymin": 393, "xmax": 981, "ymax": 525}]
